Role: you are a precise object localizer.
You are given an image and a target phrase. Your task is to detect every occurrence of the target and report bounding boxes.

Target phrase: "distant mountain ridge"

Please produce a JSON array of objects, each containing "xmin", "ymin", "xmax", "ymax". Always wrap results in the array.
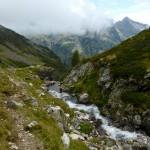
[
  {"xmin": 29, "ymin": 17, "xmax": 149, "ymax": 65},
  {"xmin": 0, "ymin": 24, "xmax": 64, "ymax": 71}
]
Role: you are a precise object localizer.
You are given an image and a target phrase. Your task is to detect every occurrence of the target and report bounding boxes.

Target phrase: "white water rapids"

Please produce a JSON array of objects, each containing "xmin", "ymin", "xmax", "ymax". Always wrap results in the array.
[{"xmin": 48, "ymin": 82, "xmax": 140, "ymax": 140}]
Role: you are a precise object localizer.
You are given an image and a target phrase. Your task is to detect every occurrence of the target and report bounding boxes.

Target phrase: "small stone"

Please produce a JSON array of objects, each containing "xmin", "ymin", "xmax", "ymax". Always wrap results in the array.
[
  {"xmin": 29, "ymin": 83, "xmax": 33, "ymax": 87},
  {"xmin": 69, "ymin": 133, "xmax": 85, "ymax": 140},
  {"xmin": 61, "ymin": 133, "xmax": 70, "ymax": 149},
  {"xmin": 26, "ymin": 121, "xmax": 39, "ymax": 130}
]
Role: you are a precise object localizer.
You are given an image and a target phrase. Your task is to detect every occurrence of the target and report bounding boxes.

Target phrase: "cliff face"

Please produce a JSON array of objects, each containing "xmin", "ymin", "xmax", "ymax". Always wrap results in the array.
[
  {"xmin": 64, "ymin": 29, "xmax": 150, "ymax": 136},
  {"xmin": 29, "ymin": 17, "xmax": 148, "ymax": 65}
]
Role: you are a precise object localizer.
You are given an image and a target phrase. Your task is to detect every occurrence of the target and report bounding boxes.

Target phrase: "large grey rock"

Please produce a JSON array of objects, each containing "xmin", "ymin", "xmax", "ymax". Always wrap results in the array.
[
  {"xmin": 44, "ymin": 105, "xmax": 68, "ymax": 132},
  {"xmin": 79, "ymin": 93, "xmax": 89, "ymax": 104},
  {"xmin": 97, "ymin": 66, "xmax": 112, "ymax": 90},
  {"xmin": 64, "ymin": 62, "xmax": 94, "ymax": 85}
]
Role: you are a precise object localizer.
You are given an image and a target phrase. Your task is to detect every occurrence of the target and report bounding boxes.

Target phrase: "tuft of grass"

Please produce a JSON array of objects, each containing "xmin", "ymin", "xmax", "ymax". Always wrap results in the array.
[
  {"xmin": 79, "ymin": 122, "xmax": 93, "ymax": 135},
  {"xmin": 0, "ymin": 107, "xmax": 18, "ymax": 150},
  {"xmin": 69, "ymin": 140, "xmax": 89, "ymax": 150},
  {"xmin": 121, "ymin": 90, "xmax": 150, "ymax": 108}
]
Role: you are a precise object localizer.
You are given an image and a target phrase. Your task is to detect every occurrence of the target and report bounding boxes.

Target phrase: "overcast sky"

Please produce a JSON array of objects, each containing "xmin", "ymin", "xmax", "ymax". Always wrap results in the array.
[{"xmin": 0, "ymin": 0, "xmax": 149, "ymax": 34}]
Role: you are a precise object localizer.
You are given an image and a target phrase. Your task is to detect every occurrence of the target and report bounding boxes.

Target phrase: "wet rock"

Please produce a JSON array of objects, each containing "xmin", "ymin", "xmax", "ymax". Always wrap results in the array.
[
  {"xmin": 79, "ymin": 93, "xmax": 89, "ymax": 104},
  {"xmin": 75, "ymin": 111, "xmax": 90, "ymax": 120},
  {"xmin": 61, "ymin": 133, "xmax": 70, "ymax": 149},
  {"xmin": 97, "ymin": 127, "xmax": 106, "ymax": 136},
  {"xmin": 64, "ymin": 62, "xmax": 94, "ymax": 85},
  {"xmin": 44, "ymin": 105, "xmax": 68, "ymax": 132},
  {"xmin": 94, "ymin": 119, "xmax": 103, "ymax": 128}
]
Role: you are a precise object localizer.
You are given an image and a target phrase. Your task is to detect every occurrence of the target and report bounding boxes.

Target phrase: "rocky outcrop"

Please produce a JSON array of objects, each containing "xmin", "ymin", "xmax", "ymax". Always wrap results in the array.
[
  {"xmin": 97, "ymin": 66, "xmax": 112, "ymax": 90},
  {"xmin": 64, "ymin": 62, "xmax": 94, "ymax": 85},
  {"xmin": 44, "ymin": 105, "xmax": 68, "ymax": 132},
  {"xmin": 101, "ymin": 77, "xmax": 150, "ymax": 136}
]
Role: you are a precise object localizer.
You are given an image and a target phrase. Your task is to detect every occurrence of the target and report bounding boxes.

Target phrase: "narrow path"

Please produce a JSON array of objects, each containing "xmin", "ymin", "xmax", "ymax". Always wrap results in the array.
[{"xmin": 8, "ymin": 109, "xmax": 43, "ymax": 150}]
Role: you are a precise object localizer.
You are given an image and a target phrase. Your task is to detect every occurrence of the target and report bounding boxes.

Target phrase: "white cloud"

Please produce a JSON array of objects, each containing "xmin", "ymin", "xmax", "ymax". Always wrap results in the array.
[
  {"xmin": 0, "ymin": 0, "xmax": 149, "ymax": 35},
  {"xmin": 0, "ymin": 0, "xmax": 112, "ymax": 34}
]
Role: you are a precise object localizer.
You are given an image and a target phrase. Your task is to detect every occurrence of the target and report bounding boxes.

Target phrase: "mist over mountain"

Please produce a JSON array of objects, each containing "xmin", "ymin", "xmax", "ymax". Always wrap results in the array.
[{"xmin": 29, "ymin": 17, "xmax": 148, "ymax": 65}]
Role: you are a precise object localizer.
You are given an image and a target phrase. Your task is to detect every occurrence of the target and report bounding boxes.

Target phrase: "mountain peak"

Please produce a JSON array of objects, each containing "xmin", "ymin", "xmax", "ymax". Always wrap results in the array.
[{"xmin": 122, "ymin": 17, "xmax": 132, "ymax": 21}]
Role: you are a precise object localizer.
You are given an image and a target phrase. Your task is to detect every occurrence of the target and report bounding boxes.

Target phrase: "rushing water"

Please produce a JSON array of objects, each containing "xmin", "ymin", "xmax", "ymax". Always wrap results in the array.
[{"xmin": 48, "ymin": 82, "xmax": 139, "ymax": 140}]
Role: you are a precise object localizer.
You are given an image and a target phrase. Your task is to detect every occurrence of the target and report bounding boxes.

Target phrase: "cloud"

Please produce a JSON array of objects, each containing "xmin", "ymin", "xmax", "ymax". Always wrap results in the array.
[
  {"xmin": 0, "ymin": 0, "xmax": 112, "ymax": 34},
  {"xmin": 0, "ymin": 0, "xmax": 149, "ymax": 35}
]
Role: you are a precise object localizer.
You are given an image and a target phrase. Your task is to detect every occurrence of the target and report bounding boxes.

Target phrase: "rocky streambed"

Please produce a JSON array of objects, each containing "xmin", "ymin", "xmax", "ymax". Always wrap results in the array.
[{"xmin": 47, "ymin": 81, "xmax": 150, "ymax": 150}]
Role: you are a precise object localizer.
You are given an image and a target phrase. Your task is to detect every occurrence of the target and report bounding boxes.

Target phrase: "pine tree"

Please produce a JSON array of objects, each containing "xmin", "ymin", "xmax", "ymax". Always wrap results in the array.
[{"xmin": 71, "ymin": 50, "xmax": 80, "ymax": 67}]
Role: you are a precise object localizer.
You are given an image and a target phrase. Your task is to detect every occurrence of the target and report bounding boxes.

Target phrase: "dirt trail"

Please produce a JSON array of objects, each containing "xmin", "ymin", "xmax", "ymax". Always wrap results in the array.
[{"xmin": 8, "ymin": 109, "xmax": 43, "ymax": 150}]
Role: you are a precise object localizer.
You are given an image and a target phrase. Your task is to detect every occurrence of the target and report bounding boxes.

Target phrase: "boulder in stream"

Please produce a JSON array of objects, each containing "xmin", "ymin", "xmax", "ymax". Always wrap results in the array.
[{"xmin": 79, "ymin": 93, "xmax": 89, "ymax": 104}]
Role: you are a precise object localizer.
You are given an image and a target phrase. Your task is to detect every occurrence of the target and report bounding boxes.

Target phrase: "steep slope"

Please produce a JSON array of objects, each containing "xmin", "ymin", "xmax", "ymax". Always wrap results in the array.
[
  {"xmin": 29, "ymin": 17, "xmax": 148, "ymax": 65},
  {"xmin": 64, "ymin": 28, "xmax": 150, "ymax": 135},
  {"xmin": 0, "ymin": 66, "xmax": 88, "ymax": 150},
  {"xmin": 114, "ymin": 17, "xmax": 148, "ymax": 38},
  {"xmin": 0, "ymin": 25, "xmax": 64, "ymax": 72}
]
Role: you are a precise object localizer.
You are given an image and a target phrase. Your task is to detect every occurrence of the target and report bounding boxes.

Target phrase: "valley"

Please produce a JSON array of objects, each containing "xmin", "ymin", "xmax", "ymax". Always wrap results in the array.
[{"xmin": 0, "ymin": 6, "xmax": 149, "ymax": 149}]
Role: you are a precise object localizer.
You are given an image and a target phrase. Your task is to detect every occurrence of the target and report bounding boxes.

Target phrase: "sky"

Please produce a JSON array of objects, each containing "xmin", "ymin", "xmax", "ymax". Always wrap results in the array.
[{"xmin": 0, "ymin": 0, "xmax": 149, "ymax": 34}]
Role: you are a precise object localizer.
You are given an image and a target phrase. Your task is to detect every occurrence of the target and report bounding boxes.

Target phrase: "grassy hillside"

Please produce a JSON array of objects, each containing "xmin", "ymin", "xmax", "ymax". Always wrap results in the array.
[
  {"xmin": 0, "ymin": 25, "xmax": 64, "ymax": 73},
  {"xmin": 0, "ymin": 66, "xmax": 88, "ymax": 150},
  {"xmin": 29, "ymin": 17, "xmax": 148, "ymax": 66},
  {"xmin": 68, "ymin": 28, "xmax": 150, "ymax": 106},
  {"xmin": 91, "ymin": 28, "xmax": 150, "ymax": 80},
  {"xmin": 64, "ymin": 29, "xmax": 150, "ymax": 136}
]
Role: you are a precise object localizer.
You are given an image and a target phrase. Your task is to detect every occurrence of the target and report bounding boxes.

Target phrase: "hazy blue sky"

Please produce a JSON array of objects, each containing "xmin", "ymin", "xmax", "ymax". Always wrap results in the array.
[
  {"xmin": 91, "ymin": 0, "xmax": 150, "ymax": 22},
  {"xmin": 0, "ymin": 0, "xmax": 149, "ymax": 34}
]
